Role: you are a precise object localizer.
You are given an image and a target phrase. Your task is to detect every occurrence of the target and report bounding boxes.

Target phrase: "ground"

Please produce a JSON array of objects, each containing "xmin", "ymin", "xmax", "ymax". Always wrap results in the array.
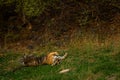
[{"xmin": 0, "ymin": 45, "xmax": 120, "ymax": 80}]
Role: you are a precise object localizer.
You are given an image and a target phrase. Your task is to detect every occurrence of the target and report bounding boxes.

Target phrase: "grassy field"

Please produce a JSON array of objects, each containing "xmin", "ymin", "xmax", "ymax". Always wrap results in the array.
[{"xmin": 0, "ymin": 44, "xmax": 120, "ymax": 80}]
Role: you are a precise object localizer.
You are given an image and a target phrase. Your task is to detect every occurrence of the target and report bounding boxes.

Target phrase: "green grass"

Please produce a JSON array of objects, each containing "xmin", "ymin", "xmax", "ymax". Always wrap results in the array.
[{"xmin": 0, "ymin": 46, "xmax": 120, "ymax": 80}]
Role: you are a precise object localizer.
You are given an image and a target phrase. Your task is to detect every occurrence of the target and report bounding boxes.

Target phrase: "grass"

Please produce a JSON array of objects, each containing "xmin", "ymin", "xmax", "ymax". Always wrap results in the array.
[{"xmin": 0, "ymin": 44, "xmax": 120, "ymax": 80}]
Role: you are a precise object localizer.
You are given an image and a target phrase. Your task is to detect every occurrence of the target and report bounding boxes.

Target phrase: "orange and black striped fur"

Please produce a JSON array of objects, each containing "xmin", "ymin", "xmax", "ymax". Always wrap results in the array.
[
  {"xmin": 20, "ymin": 52, "xmax": 68, "ymax": 66},
  {"xmin": 13, "ymin": 52, "xmax": 67, "ymax": 72}
]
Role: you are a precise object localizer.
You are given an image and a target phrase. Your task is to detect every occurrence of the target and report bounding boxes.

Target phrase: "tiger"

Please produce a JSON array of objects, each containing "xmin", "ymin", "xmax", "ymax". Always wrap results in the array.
[{"xmin": 20, "ymin": 52, "xmax": 68, "ymax": 66}]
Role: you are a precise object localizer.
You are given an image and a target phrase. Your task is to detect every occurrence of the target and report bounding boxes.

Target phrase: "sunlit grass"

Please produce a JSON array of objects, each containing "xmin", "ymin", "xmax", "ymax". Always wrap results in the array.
[{"xmin": 0, "ymin": 42, "xmax": 120, "ymax": 80}]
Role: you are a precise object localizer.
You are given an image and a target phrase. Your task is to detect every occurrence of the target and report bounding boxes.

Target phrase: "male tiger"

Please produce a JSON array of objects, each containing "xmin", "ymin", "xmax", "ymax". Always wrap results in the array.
[{"xmin": 20, "ymin": 52, "xmax": 68, "ymax": 66}]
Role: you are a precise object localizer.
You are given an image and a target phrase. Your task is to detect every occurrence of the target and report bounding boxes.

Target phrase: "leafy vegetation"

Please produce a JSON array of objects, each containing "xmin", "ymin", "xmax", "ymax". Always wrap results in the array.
[
  {"xmin": 0, "ymin": 0, "xmax": 120, "ymax": 49},
  {"xmin": 0, "ymin": 0, "xmax": 120, "ymax": 80}
]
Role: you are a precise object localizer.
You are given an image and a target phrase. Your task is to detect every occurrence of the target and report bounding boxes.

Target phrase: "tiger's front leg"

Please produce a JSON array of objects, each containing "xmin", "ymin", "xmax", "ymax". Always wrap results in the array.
[
  {"xmin": 51, "ymin": 53, "xmax": 68, "ymax": 66},
  {"xmin": 51, "ymin": 56, "xmax": 60, "ymax": 66}
]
